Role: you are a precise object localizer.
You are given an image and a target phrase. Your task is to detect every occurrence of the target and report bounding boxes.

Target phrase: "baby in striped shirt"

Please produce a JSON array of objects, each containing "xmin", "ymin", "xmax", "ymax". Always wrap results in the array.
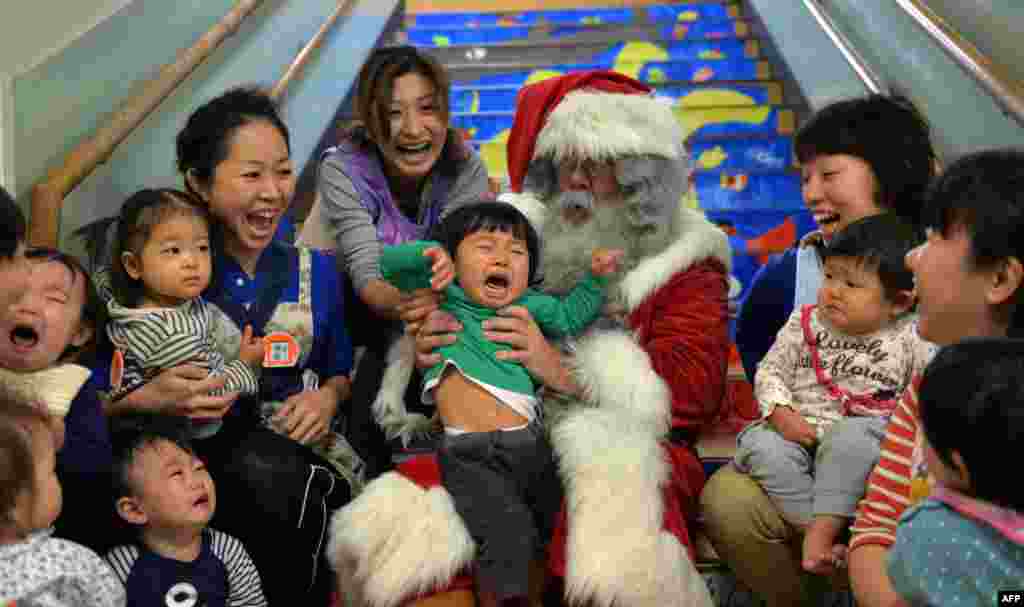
[
  {"xmin": 106, "ymin": 415, "xmax": 266, "ymax": 606},
  {"xmin": 106, "ymin": 189, "xmax": 265, "ymax": 437}
]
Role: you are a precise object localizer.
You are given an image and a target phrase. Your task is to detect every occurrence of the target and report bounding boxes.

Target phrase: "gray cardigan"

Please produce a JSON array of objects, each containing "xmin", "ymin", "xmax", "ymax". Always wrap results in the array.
[{"xmin": 312, "ymin": 146, "xmax": 489, "ymax": 292}]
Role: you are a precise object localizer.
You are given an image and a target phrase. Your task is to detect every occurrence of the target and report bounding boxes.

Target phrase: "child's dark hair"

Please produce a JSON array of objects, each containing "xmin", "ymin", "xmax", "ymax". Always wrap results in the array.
[
  {"xmin": 110, "ymin": 414, "xmax": 195, "ymax": 502},
  {"xmin": 0, "ymin": 186, "xmax": 26, "ymax": 260},
  {"xmin": 919, "ymin": 338, "xmax": 1024, "ymax": 511},
  {"xmin": 430, "ymin": 201, "xmax": 541, "ymax": 283},
  {"xmin": 920, "ymin": 148, "xmax": 1024, "ymax": 333},
  {"xmin": 25, "ymin": 247, "xmax": 107, "ymax": 361},
  {"xmin": 346, "ymin": 45, "xmax": 467, "ymax": 176},
  {"xmin": 110, "ymin": 188, "xmax": 210, "ymax": 307},
  {"xmin": 0, "ymin": 392, "xmax": 53, "ymax": 532},
  {"xmin": 820, "ymin": 213, "xmax": 920, "ymax": 303},
  {"xmin": 177, "ymin": 86, "xmax": 290, "ymax": 200},
  {"xmin": 795, "ymin": 94, "xmax": 936, "ymax": 227}
]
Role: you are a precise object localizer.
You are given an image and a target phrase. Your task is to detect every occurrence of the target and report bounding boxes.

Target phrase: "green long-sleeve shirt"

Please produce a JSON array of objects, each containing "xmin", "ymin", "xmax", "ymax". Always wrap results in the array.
[{"xmin": 381, "ymin": 240, "xmax": 607, "ymax": 396}]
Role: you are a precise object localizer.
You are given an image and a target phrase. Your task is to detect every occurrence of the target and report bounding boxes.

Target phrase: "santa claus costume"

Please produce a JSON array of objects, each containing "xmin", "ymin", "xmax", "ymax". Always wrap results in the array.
[{"xmin": 329, "ymin": 71, "xmax": 731, "ymax": 607}]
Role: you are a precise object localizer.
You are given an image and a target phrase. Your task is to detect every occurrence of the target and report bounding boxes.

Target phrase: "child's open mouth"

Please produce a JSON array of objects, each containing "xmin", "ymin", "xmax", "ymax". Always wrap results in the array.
[
  {"xmin": 483, "ymin": 274, "xmax": 511, "ymax": 299},
  {"xmin": 193, "ymin": 493, "xmax": 211, "ymax": 509},
  {"xmin": 10, "ymin": 325, "xmax": 39, "ymax": 349}
]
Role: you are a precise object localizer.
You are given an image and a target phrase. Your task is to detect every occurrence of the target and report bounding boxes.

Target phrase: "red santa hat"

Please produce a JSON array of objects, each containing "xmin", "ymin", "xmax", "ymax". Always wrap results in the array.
[{"xmin": 506, "ymin": 70, "xmax": 685, "ymax": 193}]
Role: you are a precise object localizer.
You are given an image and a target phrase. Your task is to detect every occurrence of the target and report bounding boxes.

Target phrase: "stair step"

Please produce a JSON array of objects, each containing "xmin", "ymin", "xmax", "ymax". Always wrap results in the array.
[
  {"xmin": 429, "ymin": 38, "xmax": 759, "ymax": 69},
  {"xmin": 471, "ymin": 135, "xmax": 795, "ymax": 175},
  {"xmin": 450, "ymin": 58, "xmax": 771, "ymax": 88},
  {"xmin": 706, "ymin": 208, "xmax": 816, "ymax": 255},
  {"xmin": 693, "ymin": 170, "xmax": 802, "ymax": 212},
  {"xmin": 452, "ymin": 105, "xmax": 794, "ymax": 143},
  {"xmin": 405, "ymin": 3, "xmax": 739, "ymax": 28},
  {"xmin": 691, "ymin": 136, "xmax": 796, "ymax": 171},
  {"xmin": 452, "ymin": 80, "xmax": 783, "ymax": 113},
  {"xmin": 396, "ymin": 18, "xmax": 752, "ymax": 48}
]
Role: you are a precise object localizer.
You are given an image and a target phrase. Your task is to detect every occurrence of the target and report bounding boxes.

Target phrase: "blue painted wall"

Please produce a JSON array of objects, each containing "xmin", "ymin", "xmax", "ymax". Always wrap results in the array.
[{"xmin": 10, "ymin": 0, "xmax": 397, "ymax": 250}]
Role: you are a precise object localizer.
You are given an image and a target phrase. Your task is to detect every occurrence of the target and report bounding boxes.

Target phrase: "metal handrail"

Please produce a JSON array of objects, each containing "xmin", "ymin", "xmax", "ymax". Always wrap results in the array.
[
  {"xmin": 28, "ymin": 0, "xmax": 266, "ymax": 248},
  {"xmin": 271, "ymin": 0, "xmax": 356, "ymax": 101},
  {"xmin": 800, "ymin": 0, "xmax": 885, "ymax": 95},
  {"xmin": 895, "ymin": 0, "xmax": 1024, "ymax": 127}
]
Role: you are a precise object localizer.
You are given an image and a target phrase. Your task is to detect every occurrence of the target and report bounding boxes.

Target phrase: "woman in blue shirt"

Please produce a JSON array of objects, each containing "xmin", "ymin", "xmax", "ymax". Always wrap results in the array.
[
  {"xmin": 98, "ymin": 87, "xmax": 353, "ymax": 606},
  {"xmin": 734, "ymin": 94, "xmax": 936, "ymax": 382}
]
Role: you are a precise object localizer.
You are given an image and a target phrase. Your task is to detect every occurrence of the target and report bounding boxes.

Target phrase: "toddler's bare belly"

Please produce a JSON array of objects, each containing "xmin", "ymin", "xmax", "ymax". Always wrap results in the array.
[{"xmin": 435, "ymin": 367, "xmax": 529, "ymax": 432}]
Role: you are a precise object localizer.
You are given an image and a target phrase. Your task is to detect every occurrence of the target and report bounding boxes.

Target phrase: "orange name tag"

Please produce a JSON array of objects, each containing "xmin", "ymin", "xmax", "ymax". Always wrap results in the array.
[
  {"xmin": 263, "ymin": 332, "xmax": 300, "ymax": 368},
  {"xmin": 110, "ymin": 349, "xmax": 125, "ymax": 391}
]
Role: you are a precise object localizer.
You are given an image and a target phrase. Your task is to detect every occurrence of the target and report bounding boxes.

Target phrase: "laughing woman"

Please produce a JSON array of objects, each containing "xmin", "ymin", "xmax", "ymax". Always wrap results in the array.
[
  {"xmin": 300, "ymin": 46, "xmax": 489, "ymax": 322},
  {"xmin": 98, "ymin": 87, "xmax": 353, "ymax": 606},
  {"xmin": 298, "ymin": 46, "xmax": 490, "ymax": 477}
]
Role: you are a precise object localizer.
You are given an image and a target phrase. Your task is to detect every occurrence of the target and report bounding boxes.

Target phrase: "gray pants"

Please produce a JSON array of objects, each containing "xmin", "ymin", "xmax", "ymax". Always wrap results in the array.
[
  {"xmin": 733, "ymin": 416, "xmax": 887, "ymax": 526},
  {"xmin": 438, "ymin": 423, "xmax": 563, "ymax": 602}
]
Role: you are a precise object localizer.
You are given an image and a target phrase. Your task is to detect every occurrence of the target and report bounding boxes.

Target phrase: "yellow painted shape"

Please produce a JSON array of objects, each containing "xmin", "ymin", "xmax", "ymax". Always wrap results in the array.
[
  {"xmin": 677, "ymin": 10, "xmax": 699, "ymax": 22},
  {"xmin": 672, "ymin": 105, "xmax": 771, "ymax": 140},
  {"xmin": 698, "ymin": 49, "xmax": 726, "ymax": 60},
  {"xmin": 479, "ymin": 140, "xmax": 509, "ymax": 178},
  {"xmin": 696, "ymin": 146, "xmax": 728, "ymax": 169},
  {"xmin": 433, "ymin": 35, "xmax": 451, "ymax": 47},
  {"xmin": 681, "ymin": 188, "xmax": 701, "ymax": 211},
  {"xmin": 469, "ymin": 91, "xmax": 481, "ymax": 113},
  {"xmin": 524, "ymin": 69, "xmax": 564, "ymax": 86},
  {"xmin": 613, "ymin": 41, "xmax": 668, "ymax": 79},
  {"xmin": 581, "ymin": 16, "xmax": 603, "ymax": 25},
  {"xmin": 647, "ymin": 67, "xmax": 667, "ymax": 84},
  {"xmin": 678, "ymin": 88, "xmax": 757, "ymax": 108}
]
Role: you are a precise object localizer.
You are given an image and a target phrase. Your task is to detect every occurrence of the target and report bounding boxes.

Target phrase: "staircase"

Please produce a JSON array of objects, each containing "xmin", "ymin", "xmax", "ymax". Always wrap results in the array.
[{"xmin": 391, "ymin": 2, "xmax": 824, "ymax": 603}]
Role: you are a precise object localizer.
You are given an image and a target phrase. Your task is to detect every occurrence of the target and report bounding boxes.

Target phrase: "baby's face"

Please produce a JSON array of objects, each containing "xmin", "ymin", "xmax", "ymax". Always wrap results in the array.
[
  {"xmin": 125, "ymin": 440, "xmax": 216, "ymax": 531},
  {"xmin": 125, "ymin": 214, "xmax": 211, "ymax": 307},
  {"xmin": 817, "ymin": 255, "xmax": 900, "ymax": 336},
  {"xmin": 0, "ymin": 260, "xmax": 90, "ymax": 372},
  {"xmin": 454, "ymin": 229, "xmax": 530, "ymax": 309}
]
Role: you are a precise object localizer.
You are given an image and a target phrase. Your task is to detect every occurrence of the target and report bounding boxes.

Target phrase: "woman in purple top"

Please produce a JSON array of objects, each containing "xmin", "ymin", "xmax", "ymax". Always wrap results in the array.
[{"xmin": 302, "ymin": 46, "xmax": 490, "ymax": 321}]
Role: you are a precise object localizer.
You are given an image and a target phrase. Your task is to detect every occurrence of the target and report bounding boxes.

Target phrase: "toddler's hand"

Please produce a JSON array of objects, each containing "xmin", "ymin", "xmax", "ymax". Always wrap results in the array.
[
  {"xmin": 238, "ymin": 325, "xmax": 265, "ymax": 368},
  {"xmin": 767, "ymin": 405, "xmax": 818, "ymax": 447},
  {"xmin": 424, "ymin": 246, "xmax": 455, "ymax": 292},
  {"xmin": 591, "ymin": 248, "xmax": 624, "ymax": 277}
]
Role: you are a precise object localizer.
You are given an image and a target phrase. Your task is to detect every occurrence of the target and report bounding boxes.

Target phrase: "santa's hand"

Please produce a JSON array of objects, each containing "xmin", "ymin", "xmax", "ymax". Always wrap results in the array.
[
  {"xmin": 484, "ymin": 306, "xmax": 579, "ymax": 395},
  {"xmin": 591, "ymin": 248, "xmax": 624, "ymax": 277},
  {"xmin": 414, "ymin": 310, "xmax": 462, "ymax": 370},
  {"xmin": 397, "ymin": 289, "xmax": 444, "ymax": 336},
  {"xmin": 423, "ymin": 246, "xmax": 455, "ymax": 292}
]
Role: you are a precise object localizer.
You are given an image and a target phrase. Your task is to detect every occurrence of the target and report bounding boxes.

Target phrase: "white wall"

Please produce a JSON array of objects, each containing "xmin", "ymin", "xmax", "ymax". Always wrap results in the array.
[
  {"xmin": 0, "ymin": 0, "xmax": 133, "ymax": 77},
  {"xmin": 0, "ymin": 0, "xmax": 135, "ymax": 189}
]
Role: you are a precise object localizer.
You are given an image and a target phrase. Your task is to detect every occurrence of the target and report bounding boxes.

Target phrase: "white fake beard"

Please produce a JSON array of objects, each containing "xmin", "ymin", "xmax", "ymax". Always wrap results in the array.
[{"xmin": 537, "ymin": 190, "xmax": 675, "ymax": 299}]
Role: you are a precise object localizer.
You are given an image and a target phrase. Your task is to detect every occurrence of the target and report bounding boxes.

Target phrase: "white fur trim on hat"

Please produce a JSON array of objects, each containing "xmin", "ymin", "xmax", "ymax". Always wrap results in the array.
[{"xmin": 535, "ymin": 91, "xmax": 683, "ymax": 163}]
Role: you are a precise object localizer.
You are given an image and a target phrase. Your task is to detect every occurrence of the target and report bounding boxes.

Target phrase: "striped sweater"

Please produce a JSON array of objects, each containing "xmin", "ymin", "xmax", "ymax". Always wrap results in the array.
[
  {"xmin": 107, "ymin": 298, "xmax": 259, "ymax": 397},
  {"xmin": 849, "ymin": 375, "xmax": 932, "ymax": 549}
]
